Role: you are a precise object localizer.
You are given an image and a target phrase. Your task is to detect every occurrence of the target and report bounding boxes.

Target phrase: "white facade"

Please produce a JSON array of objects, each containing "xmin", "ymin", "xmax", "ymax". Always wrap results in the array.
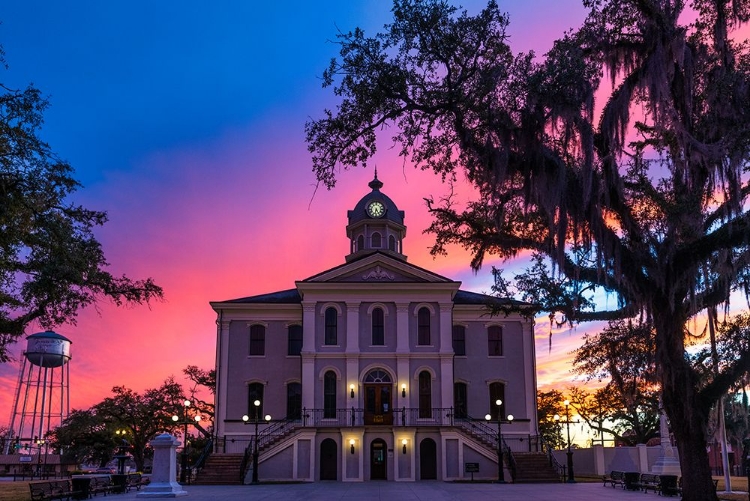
[{"xmin": 211, "ymin": 175, "xmax": 539, "ymax": 482}]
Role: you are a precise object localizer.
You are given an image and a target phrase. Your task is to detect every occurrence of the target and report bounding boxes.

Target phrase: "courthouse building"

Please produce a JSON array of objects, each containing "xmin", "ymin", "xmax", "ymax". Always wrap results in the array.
[{"xmin": 210, "ymin": 175, "xmax": 539, "ymax": 482}]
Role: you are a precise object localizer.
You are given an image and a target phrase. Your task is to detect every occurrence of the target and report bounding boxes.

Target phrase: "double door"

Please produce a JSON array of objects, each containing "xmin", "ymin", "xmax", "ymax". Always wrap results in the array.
[{"xmin": 364, "ymin": 384, "xmax": 392, "ymax": 425}]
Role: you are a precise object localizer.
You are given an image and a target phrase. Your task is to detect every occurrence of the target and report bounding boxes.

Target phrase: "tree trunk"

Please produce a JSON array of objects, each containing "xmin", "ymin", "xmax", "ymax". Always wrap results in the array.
[{"xmin": 658, "ymin": 317, "xmax": 718, "ymax": 501}]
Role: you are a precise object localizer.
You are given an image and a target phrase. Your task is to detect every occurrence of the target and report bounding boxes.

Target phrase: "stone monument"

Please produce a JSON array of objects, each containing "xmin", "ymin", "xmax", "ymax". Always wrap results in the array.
[{"xmin": 137, "ymin": 433, "xmax": 187, "ymax": 498}]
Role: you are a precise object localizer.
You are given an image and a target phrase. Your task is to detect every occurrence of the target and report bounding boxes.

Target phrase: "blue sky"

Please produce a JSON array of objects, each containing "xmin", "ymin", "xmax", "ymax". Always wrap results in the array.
[{"xmin": 0, "ymin": 1, "xmax": 592, "ymax": 417}]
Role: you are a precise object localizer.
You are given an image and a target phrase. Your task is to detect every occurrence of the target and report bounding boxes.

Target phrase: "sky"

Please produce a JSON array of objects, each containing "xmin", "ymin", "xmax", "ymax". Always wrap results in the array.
[{"xmin": 0, "ymin": 0, "xmax": 602, "ymax": 429}]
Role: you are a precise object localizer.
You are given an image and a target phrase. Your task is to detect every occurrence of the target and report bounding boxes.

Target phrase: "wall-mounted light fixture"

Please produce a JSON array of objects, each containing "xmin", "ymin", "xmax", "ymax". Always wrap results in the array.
[
  {"xmin": 402, "ymin": 439, "xmax": 407, "ymax": 455},
  {"xmin": 350, "ymin": 384, "xmax": 355, "ymax": 399},
  {"xmin": 401, "ymin": 384, "xmax": 406, "ymax": 398},
  {"xmin": 350, "ymin": 439, "xmax": 355, "ymax": 455}
]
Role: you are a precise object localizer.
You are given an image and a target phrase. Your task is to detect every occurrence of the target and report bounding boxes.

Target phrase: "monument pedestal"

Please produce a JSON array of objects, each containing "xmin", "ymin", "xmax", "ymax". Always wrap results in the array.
[{"xmin": 137, "ymin": 434, "xmax": 187, "ymax": 498}]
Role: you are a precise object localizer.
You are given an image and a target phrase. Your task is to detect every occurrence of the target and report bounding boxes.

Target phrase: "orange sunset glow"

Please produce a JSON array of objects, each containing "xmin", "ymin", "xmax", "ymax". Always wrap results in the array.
[{"xmin": 0, "ymin": 0, "xmax": 626, "ymax": 427}]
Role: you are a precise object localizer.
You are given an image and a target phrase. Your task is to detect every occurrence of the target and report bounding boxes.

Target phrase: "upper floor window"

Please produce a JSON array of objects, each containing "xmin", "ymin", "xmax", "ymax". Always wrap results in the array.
[
  {"xmin": 419, "ymin": 371, "xmax": 432, "ymax": 418},
  {"xmin": 389, "ymin": 235, "xmax": 396, "ymax": 251},
  {"xmin": 249, "ymin": 324, "xmax": 265, "ymax": 356},
  {"xmin": 371, "ymin": 232, "xmax": 382, "ymax": 248},
  {"xmin": 452, "ymin": 325, "xmax": 466, "ymax": 355},
  {"xmin": 454, "ymin": 382, "xmax": 468, "ymax": 419},
  {"xmin": 417, "ymin": 307, "xmax": 431, "ymax": 345},
  {"xmin": 323, "ymin": 371, "xmax": 337, "ymax": 418},
  {"xmin": 288, "ymin": 324, "xmax": 302, "ymax": 356},
  {"xmin": 488, "ymin": 382, "xmax": 505, "ymax": 421},
  {"xmin": 247, "ymin": 383, "xmax": 264, "ymax": 420},
  {"xmin": 488, "ymin": 325, "xmax": 503, "ymax": 356},
  {"xmin": 357, "ymin": 235, "xmax": 365, "ymax": 251},
  {"xmin": 372, "ymin": 307, "xmax": 385, "ymax": 345},
  {"xmin": 324, "ymin": 307, "xmax": 338, "ymax": 345},
  {"xmin": 286, "ymin": 382, "xmax": 302, "ymax": 420}
]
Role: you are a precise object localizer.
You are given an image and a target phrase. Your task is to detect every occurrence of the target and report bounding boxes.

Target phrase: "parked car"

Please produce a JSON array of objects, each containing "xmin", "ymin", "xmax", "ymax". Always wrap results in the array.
[{"xmin": 95, "ymin": 467, "xmax": 115, "ymax": 474}]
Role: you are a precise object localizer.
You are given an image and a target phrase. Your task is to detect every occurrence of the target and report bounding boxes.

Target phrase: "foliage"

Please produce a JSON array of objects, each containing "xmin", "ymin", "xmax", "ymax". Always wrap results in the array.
[
  {"xmin": 49, "ymin": 378, "xmax": 186, "ymax": 472},
  {"xmin": 305, "ymin": 1, "xmax": 750, "ymax": 499},
  {"xmin": 48, "ymin": 410, "xmax": 117, "ymax": 467},
  {"xmin": 570, "ymin": 320, "xmax": 659, "ymax": 445},
  {"xmin": 182, "ymin": 365, "xmax": 215, "ymax": 438},
  {"xmin": 537, "ymin": 390, "xmax": 565, "ymax": 450},
  {"xmin": 0, "ymin": 45, "xmax": 163, "ymax": 362}
]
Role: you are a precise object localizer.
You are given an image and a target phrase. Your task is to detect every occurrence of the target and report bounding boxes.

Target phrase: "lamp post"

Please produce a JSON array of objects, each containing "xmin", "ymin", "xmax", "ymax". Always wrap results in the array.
[
  {"xmin": 242, "ymin": 400, "xmax": 271, "ymax": 485},
  {"xmin": 554, "ymin": 399, "xmax": 577, "ymax": 483},
  {"xmin": 172, "ymin": 399, "xmax": 201, "ymax": 484},
  {"xmin": 34, "ymin": 437, "xmax": 45, "ymax": 479},
  {"xmin": 485, "ymin": 399, "xmax": 513, "ymax": 483}
]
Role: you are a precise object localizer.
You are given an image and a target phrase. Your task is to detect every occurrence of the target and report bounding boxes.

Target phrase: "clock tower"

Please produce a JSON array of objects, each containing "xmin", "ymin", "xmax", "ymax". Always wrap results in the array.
[{"xmin": 345, "ymin": 172, "xmax": 406, "ymax": 262}]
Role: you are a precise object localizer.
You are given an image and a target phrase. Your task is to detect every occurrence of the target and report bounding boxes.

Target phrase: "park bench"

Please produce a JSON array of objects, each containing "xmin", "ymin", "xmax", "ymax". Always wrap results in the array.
[
  {"xmin": 602, "ymin": 470, "xmax": 625, "ymax": 488},
  {"xmin": 125, "ymin": 473, "xmax": 150, "ymax": 492},
  {"xmin": 88, "ymin": 476, "xmax": 114, "ymax": 497},
  {"xmin": 29, "ymin": 480, "xmax": 80, "ymax": 501},
  {"xmin": 635, "ymin": 473, "xmax": 661, "ymax": 493}
]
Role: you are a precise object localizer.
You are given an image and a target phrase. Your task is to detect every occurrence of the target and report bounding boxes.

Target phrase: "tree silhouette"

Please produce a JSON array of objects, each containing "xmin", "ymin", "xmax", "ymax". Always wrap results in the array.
[{"xmin": 306, "ymin": 1, "xmax": 750, "ymax": 498}]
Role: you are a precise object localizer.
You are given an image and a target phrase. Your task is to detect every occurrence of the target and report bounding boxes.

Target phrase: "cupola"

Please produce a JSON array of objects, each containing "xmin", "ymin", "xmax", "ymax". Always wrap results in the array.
[{"xmin": 346, "ymin": 172, "xmax": 406, "ymax": 262}]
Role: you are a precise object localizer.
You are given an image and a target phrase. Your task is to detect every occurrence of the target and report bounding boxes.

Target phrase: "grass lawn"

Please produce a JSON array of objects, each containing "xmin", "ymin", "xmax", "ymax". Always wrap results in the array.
[{"xmin": 0, "ymin": 481, "xmax": 29, "ymax": 501}]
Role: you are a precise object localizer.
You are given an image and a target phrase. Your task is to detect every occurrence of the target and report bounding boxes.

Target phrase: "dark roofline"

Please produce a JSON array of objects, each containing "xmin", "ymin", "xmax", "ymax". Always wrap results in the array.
[
  {"xmin": 453, "ymin": 289, "xmax": 530, "ymax": 307},
  {"xmin": 301, "ymin": 251, "xmax": 455, "ymax": 282},
  {"xmin": 216, "ymin": 288, "xmax": 301, "ymax": 304}
]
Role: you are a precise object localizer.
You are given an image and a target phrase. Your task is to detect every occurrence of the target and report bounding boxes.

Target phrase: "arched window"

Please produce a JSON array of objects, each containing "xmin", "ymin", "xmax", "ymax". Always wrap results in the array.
[
  {"xmin": 324, "ymin": 371, "xmax": 337, "ymax": 418},
  {"xmin": 489, "ymin": 382, "xmax": 506, "ymax": 421},
  {"xmin": 357, "ymin": 235, "xmax": 365, "ymax": 251},
  {"xmin": 324, "ymin": 307, "xmax": 338, "ymax": 345},
  {"xmin": 417, "ymin": 307, "xmax": 431, "ymax": 345},
  {"xmin": 419, "ymin": 371, "xmax": 432, "ymax": 418},
  {"xmin": 372, "ymin": 307, "xmax": 384, "ymax": 345},
  {"xmin": 371, "ymin": 232, "xmax": 382, "ymax": 248},
  {"xmin": 288, "ymin": 324, "xmax": 302, "ymax": 355},
  {"xmin": 249, "ymin": 325, "xmax": 265, "ymax": 356},
  {"xmin": 452, "ymin": 325, "xmax": 466, "ymax": 355},
  {"xmin": 286, "ymin": 382, "xmax": 302, "ymax": 419},
  {"xmin": 247, "ymin": 383, "xmax": 264, "ymax": 420},
  {"xmin": 454, "ymin": 382, "xmax": 468, "ymax": 419},
  {"xmin": 488, "ymin": 325, "xmax": 503, "ymax": 356},
  {"xmin": 389, "ymin": 235, "xmax": 396, "ymax": 251}
]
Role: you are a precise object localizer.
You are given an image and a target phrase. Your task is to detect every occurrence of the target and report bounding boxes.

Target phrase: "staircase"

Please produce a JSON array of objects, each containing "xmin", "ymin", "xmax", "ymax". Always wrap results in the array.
[
  {"xmin": 192, "ymin": 453, "xmax": 244, "ymax": 485},
  {"xmin": 511, "ymin": 452, "xmax": 562, "ymax": 483}
]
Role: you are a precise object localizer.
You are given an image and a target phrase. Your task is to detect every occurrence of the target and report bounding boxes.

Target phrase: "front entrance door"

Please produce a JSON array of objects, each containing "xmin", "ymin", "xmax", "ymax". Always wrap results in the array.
[
  {"xmin": 319, "ymin": 439, "xmax": 337, "ymax": 480},
  {"xmin": 364, "ymin": 384, "xmax": 393, "ymax": 425},
  {"xmin": 370, "ymin": 439, "xmax": 387, "ymax": 480},
  {"xmin": 419, "ymin": 438, "xmax": 437, "ymax": 479}
]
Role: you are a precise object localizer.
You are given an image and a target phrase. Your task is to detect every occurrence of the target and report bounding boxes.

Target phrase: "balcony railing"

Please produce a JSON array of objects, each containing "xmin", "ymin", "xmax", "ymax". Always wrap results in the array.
[{"xmin": 219, "ymin": 408, "xmax": 543, "ymax": 454}]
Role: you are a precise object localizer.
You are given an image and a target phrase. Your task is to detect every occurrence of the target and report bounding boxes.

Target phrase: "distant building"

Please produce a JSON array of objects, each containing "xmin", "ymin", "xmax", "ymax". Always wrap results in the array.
[{"xmin": 210, "ymin": 175, "xmax": 539, "ymax": 482}]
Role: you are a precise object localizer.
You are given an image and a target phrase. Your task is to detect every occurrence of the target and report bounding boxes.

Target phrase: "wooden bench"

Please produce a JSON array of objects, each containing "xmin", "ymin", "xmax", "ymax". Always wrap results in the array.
[
  {"xmin": 602, "ymin": 470, "xmax": 625, "ymax": 488},
  {"xmin": 635, "ymin": 473, "xmax": 661, "ymax": 493},
  {"xmin": 29, "ymin": 480, "xmax": 80, "ymax": 501},
  {"xmin": 125, "ymin": 473, "xmax": 150, "ymax": 492},
  {"xmin": 88, "ymin": 476, "xmax": 114, "ymax": 497}
]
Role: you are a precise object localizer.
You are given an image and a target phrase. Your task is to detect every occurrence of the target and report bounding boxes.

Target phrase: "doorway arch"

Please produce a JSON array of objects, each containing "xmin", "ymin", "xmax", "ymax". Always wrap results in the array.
[
  {"xmin": 419, "ymin": 438, "xmax": 437, "ymax": 480},
  {"xmin": 319, "ymin": 438, "xmax": 337, "ymax": 480},
  {"xmin": 370, "ymin": 438, "xmax": 387, "ymax": 480},
  {"xmin": 364, "ymin": 369, "xmax": 393, "ymax": 425}
]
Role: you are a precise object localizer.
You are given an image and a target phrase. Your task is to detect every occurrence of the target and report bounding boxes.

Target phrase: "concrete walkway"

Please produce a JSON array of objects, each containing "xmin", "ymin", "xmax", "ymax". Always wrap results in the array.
[{"xmin": 123, "ymin": 481, "xmax": 695, "ymax": 500}]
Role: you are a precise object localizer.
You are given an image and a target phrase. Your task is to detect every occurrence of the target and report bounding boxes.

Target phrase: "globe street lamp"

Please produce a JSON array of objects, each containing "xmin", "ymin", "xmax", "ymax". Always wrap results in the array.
[
  {"xmin": 485, "ymin": 399, "xmax": 513, "ymax": 483},
  {"xmin": 554, "ymin": 399, "xmax": 577, "ymax": 483},
  {"xmin": 172, "ymin": 399, "xmax": 201, "ymax": 484},
  {"xmin": 242, "ymin": 400, "xmax": 271, "ymax": 485}
]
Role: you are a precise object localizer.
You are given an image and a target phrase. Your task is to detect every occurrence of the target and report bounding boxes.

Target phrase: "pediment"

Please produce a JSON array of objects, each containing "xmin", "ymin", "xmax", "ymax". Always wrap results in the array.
[{"xmin": 302, "ymin": 252, "xmax": 454, "ymax": 284}]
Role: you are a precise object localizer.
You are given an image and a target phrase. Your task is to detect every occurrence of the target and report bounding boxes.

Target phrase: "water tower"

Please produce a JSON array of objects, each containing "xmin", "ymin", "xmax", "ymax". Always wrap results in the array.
[{"xmin": 4, "ymin": 331, "xmax": 71, "ymax": 454}]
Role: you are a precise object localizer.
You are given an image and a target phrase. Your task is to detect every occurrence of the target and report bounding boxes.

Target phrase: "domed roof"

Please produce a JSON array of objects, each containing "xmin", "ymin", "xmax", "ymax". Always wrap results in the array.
[
  {"xmin": 348, "ymin": 172, "xmax": 404, "ymax": 225},
  {"xmin": 27, "ymin": 330, "xmax": 72, "ymax": 343}
]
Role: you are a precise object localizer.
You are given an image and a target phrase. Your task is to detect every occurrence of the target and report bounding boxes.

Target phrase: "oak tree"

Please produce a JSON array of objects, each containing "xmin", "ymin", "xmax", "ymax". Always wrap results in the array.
[
  {"xmin": 306, "ymin": 1, "xmax": 750, "ymax": 498},
  {"xmin": 0, "ymin": 46, "xmax": 163, "ymax": 361}
]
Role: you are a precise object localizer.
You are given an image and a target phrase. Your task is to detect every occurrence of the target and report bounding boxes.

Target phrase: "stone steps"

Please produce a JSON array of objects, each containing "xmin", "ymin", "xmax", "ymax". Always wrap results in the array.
[
  {"xmin": 512, "ymin": 452, "xmax": 562, "ymax": 483},
  {"xmin": 193, "ymin": 453, "xmax": 244, "ymax": 485}
]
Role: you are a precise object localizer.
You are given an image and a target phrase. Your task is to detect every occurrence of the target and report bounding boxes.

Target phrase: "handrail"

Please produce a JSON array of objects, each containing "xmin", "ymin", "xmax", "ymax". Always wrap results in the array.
[
  {"xmin": 239, "ymin": 442, "xmax": 251, "ymax": 483},
  {"xmin": 193, "ymin": 437, "xmax": 213, "ymax": 471},
  {"xmin": 539, "ymin": 436, "xmax": 566, "ymax": 481}
]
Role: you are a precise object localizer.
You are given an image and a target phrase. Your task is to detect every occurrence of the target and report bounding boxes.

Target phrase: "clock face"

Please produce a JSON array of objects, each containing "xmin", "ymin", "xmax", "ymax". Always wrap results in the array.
[{"xmin": 367, "ymin": 201, "xmax": 386, "ymax": 218}]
